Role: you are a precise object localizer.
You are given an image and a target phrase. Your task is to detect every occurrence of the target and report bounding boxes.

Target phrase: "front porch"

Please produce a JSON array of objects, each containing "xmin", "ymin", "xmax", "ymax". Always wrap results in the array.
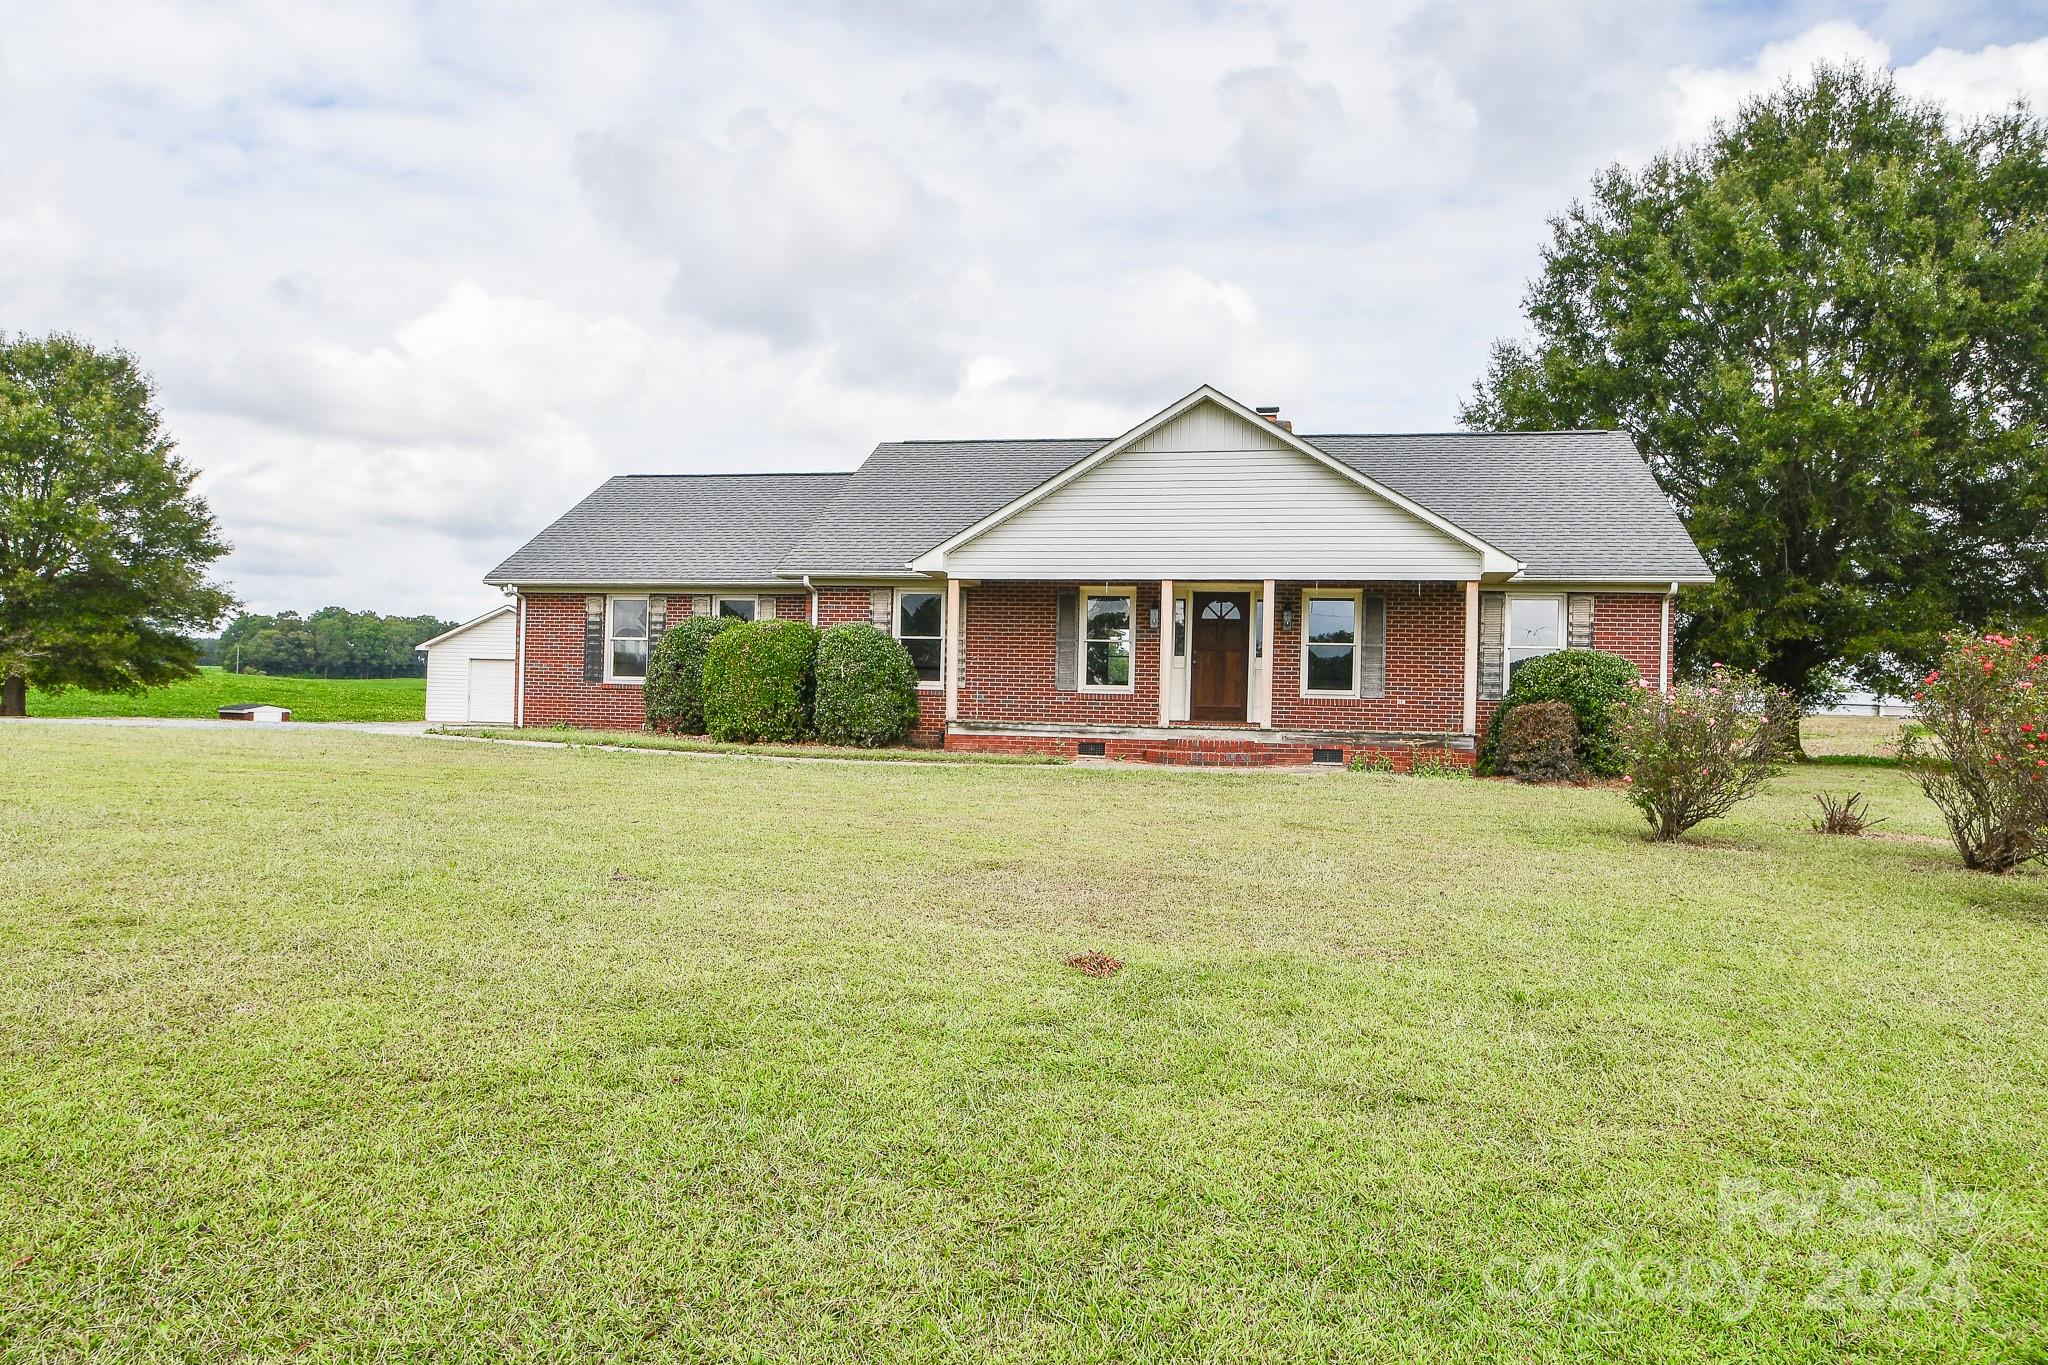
[{"xmin": 944, "ymin": 718, "xmax": 1478, "ymax": 768}]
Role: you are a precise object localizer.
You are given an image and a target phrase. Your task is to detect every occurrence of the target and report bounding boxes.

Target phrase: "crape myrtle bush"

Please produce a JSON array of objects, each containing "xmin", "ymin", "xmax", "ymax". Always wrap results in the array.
[
  {"xmin": 1497, "ymin": 700, "xmax": 1581, "ymax": 782},
  {"xmin": 812, "ymin": 623, "xmax": 920, "ymax": 747},
  {"xmin": 1477, "ymin": 649, "xmax": 1640, "ymax": 776},
  {"xmin": 1900, "ymin": 630, "xmax": 2048, "ymax": 872},
  {"xmin": 702, "ymin": 619, "xmax": 820, "ymax": 743},
  {"xmin": 644, "ymin": 615, "xmax": 738, "ymax": 734},
  {"xmin": 1615, "ymin": 665, "xmax": 1785, "ymax": 841}
]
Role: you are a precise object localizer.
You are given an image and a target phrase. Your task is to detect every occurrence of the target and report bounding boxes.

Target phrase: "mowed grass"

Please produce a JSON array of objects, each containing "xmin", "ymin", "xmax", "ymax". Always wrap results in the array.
[
  {"xmin": 1, "ymin": 728, "xmax": 2043, "ymax": 1362},
  {"xmin": 24, "ymin": 667, "xmax": 424, "ymax": 722}
]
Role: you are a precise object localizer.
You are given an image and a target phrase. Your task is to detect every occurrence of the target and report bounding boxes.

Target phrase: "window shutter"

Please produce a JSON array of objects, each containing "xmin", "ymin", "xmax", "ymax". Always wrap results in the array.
[
  {"xmin": 1054, "ymin": 589, "xmax": 1079, "ymax": 692},
  {"xmin": 1478, "ymin": 592, "xmax": 1505, "ymax": 700},
  {"xmin": 1567, "ymin": 593, "xmax": 1595, "ymax": 649},
  {"xmin": 868, "ymin": 588, "xmax": 893, "ymax": 630},
  {"xmin": 757, "ymin": 594, "xmax": 779, "ymax": 621},
  {"xmin": 690, "ymin": 595, "xmax": 712, "ymax": 617},
  {"xmin": 1359, "ymin": 595, "xmax": 1387, "ymax": 699},
  {"xmin": 583, "ymin": 596, "xmax": 605, "ymax": 683},
  {"xmin": 647, "ymin": 595, "xmax": 667, "ymax": 655}
]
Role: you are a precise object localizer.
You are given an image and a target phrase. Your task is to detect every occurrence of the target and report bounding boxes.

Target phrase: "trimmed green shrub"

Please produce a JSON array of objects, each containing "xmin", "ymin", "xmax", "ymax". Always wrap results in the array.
[
  {"xmin": 1498, "ymin": 700, "xmax": 1581, "ymax": 782},
  {"xmin": 644, "ymin": 614, "xmax": 739, "ymax": 734},
  {"xmin": 1478, "ymin": 648, "xmax": 1640, "ymax": 776},
  {"xmin": 702, "ymin": 619, "xmax": 820, "ymax": 743},
  {"xmin": 812, "ymin": 623, "xmax": 920, "ymax": 747}
]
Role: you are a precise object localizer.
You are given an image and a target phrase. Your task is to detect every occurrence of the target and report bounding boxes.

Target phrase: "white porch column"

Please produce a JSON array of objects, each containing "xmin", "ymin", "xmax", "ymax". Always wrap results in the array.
[
  {"xmin": 1462, "ymin": 579, "xmax": 1480, "ymax": 735},
  {"xmin": 1259, "ymin": 578, "xmax": 1277, "ymax": 729},
  {"xmin": 1158, "ymin": 578, "xmax": 1174, "ymax": 726},
  {"xmin": 945, "ymin": 577, "xmax": 962, "ymax": 723}
]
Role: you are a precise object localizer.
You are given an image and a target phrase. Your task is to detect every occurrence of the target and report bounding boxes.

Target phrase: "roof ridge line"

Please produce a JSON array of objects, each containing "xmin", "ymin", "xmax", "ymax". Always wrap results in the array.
[
  {"xmin": 1308, "ymin": 429, "xmax": 1620, "ymax": 437},
  {"xmin": 616, "ymin": 470, "xmax": 851, "ymax": 479}
]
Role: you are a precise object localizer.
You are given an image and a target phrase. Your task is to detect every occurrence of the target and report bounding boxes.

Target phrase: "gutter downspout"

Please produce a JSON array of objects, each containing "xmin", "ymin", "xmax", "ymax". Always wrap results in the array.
[
  {"xmin": 1661, "ymin": 581, "xmax": 1677, "ymax": 693},
  {"xmin": 803, "ymin": 575, "xmax": 817, "ymax": 626}
]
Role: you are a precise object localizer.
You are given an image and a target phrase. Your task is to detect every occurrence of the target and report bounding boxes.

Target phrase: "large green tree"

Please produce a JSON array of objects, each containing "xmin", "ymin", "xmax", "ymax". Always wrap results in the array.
[
  {"xmin": 1463, "ymin": 64, "xmax": 2048, "ymax": 710},
  {"xmin": 0, "ymin": 334, "xmax": 235, "ymax": 716}
]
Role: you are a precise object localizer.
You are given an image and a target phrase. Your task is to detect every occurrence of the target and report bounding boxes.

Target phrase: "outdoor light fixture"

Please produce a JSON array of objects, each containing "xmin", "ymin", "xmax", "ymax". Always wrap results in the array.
[
  {"xmin": 1283, "ymin": 607, "xmax": 1296, "ymax": 629},
  {"xmin": 1147, "ymin": 605, "xmax": 1161, "ymax": 629}
]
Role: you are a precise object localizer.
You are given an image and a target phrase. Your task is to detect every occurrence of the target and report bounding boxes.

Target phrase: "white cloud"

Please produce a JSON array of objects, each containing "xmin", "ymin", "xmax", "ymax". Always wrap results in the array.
[{"xmin": 0, "ymin": 3, "xmax": 2043, "ymax": 618}]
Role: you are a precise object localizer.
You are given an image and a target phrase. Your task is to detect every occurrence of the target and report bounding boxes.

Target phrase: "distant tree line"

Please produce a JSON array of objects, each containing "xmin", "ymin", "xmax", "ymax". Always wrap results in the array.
[{"xmin": 212, "ymin": 608, "xmax": 457, "ymax": 678}]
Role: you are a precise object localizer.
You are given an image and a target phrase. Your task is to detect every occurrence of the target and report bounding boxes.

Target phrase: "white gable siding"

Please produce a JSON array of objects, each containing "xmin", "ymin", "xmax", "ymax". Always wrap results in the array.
[
  {"xmin": 1126, "ymin": 402, "xmax": 1291, "ymax": 453},
  {"xmin": 943, "ymin": 407, "xmax": 1483, "ymax": 580},
  {"xmin": 423, "ymin": 607, "xmax": 517, "ymax": 724}
]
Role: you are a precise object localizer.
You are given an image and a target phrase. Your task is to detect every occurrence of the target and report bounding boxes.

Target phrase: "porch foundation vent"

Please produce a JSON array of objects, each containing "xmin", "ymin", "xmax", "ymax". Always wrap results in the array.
[
  {"xmin": 1311, "ymin": 747, "xmax": 1344, "ymax": 765},
  {"xmin": 1077, "ymin": 740, "xmax": 1108, "ymax": 757}
]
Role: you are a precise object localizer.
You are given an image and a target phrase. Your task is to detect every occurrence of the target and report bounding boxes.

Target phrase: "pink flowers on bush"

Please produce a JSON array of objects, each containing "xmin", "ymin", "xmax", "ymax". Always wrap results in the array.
[
  {"xmin": 1901, "ymin": 629, "xmax": 2048, "ymax": 872},
  {"xmin": 1613, "ymin": 665, "xmax": 1786, "ymax": 841}
]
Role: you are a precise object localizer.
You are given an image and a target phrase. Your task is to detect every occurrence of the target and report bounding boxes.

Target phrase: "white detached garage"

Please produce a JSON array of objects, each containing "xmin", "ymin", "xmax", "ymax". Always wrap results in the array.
[{"xmin": 419, "ymin": 605, "xmax": 516, "ymax": 724}]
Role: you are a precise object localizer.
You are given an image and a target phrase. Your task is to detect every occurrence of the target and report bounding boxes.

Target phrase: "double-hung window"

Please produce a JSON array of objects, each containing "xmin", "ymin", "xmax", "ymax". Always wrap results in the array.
[
  {"xmin": 1081, "ymin": 591, "xmax": 1133, "ymax": 690},
  {"xmin": 1300, "ymin": 591, "xmax": 1385, "ymax": 697},
  {"xmin": 897, "ymin": 591, "xmax": 943, "ymax": 686},
  {"xmin": 716, "ymin": 597, "xmax": 756, "ymax": 621},
  {"xmin": 1506, "ymin": 595, "xmax": 1565, "ymax": 683},
  {"xmin": 607, "ymin": 596, "xmax": 649, "ymax": 682}
]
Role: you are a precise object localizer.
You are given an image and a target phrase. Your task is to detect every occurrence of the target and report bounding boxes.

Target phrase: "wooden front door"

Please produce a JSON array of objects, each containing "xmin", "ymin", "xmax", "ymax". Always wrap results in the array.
[{"xmin": 1190, "ymin": 592, "xmax": 1250, "ymax": 722}]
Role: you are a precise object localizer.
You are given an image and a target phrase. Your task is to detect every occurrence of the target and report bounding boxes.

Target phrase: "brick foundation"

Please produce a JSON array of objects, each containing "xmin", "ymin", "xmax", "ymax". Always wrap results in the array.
[{"xmin": 945, "ymin": 730, "xmax": 1472, "ymax": 769}]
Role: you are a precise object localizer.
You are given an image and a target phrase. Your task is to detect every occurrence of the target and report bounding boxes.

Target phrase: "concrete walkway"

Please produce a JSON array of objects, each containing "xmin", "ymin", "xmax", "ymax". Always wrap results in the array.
[{"xmin": 5, "ymin": 717, "xmax": 430, "ymax": 735}]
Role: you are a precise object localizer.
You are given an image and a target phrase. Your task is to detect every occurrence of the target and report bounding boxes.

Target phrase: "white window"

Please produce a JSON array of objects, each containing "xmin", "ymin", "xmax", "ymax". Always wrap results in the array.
[
  {"xmin": 606, "ymin": 596, "xmax": 648, "ymax": 683},
  {"xmin": 896, "ymin": 591, "xmax": 943, "ymax": 687},
  {"xmin": 1506, "ymin": 595, "xmax": 1565, "ymax": 683},
  {"xmin": 716, "ymin": 596, "xmax": 756, "ymax": 621},
  {"xmin": 1302, "ymin": 591, "xmax": 1359, "ymax": 695},
  {"xmin": 1299, "ymin": 590, "xmax": 1387, "ymax": 698},
  {"xmin": 1081, "ymin": 590, "xmax": 1134, "ymax": 691}
]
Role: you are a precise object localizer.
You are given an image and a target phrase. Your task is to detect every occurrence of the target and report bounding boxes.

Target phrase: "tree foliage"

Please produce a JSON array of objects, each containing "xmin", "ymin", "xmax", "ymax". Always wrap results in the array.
[
  {"xmin": 216, "ymin": 607, "xmax": 454, "ymax": 678},
  {"xmin": 1463, "ymin": 64, "xmax": 2048, "ymax": 704},
  {"xmin": 0, "ymin": 334, "xmax": 235, "ymax": 715}
]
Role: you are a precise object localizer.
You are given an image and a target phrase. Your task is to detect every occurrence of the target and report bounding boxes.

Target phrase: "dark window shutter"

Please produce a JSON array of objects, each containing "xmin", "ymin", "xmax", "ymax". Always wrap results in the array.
[
  {"xmin": 583, "ymin": 596, "xmax": 605, "ymax": 682},
  {"xmin": 1359, "ymin": 595, "xmax": 1387, "ymax": 699},
  {"xmin": 647, "ymin": 595, "xmax": 667, "ymax": 655},
  {"xmin": 1478, "ymin": 592, "xmax": 1505, "ymax": 700},
  {"xmin": 869, "ymin": 588, "xmax": 893, "ymax": 630},
  {"xmin": 1054, "ymin": 589, "xmax": 1079, "ymax": 692},
  {"xmin": 1567, "ymin": 593, "xmax": 1595, "ymax": 649}
]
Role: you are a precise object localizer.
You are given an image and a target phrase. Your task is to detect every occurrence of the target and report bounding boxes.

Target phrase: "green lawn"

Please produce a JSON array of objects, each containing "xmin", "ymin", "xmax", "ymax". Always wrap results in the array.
[
  {"xmin": 1, "ymin": 727, "xmax": 2042, "ymax": 1361},
  {"xmin": 24, "ymin": 666, "xmax": 425, "ymax": 722}
]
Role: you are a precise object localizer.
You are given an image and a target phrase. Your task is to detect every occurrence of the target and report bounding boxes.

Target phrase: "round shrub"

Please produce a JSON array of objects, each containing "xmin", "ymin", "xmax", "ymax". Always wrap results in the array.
[
  {"xmin": 702, "ymin": 619, "xmax": 820, "ymax": 743},
  {"xmin": 1478, "ymin": 648, "xmax": 1641, "ymax": 776},
  {"xmin": 1616, "ymin": 666, "xmax": 1783, "ymax": 840},
  {"xmin": 1900, "ymin": 629, "xmax": 2048, "ymax": 872},
  {"xmin": 644, "ymin": 614, "xmax": 739, "ymax": 734},
  {"xmin": 812, "ymin": 623, "xmax": 919, "ymax": 747},
  {"xmin": 1498, "ymin": 700, "xmax": 1581, "ymax": 782}
]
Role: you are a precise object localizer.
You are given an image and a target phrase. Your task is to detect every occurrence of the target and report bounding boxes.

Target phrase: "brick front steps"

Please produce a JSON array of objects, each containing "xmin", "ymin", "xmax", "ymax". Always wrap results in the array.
[{"xmin": 944, "ymin": 723, "xmax": 1475, "ymax": 769}]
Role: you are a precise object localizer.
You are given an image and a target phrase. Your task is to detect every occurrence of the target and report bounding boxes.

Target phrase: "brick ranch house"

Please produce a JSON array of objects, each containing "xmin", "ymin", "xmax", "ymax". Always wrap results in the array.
[{"xmin": 485, "ymin": 386, "xmax": 1711, "ymax": 765}]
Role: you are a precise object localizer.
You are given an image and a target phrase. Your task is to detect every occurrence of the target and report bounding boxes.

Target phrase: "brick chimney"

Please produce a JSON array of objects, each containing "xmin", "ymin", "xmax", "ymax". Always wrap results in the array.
[{"xmin": 1254, "ymin": 404, "xmax": 1292, "ymax": 433}]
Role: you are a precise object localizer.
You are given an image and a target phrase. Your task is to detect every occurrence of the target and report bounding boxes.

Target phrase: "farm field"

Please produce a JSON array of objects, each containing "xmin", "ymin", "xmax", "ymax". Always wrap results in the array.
[
  {"xmin": 0, "ymin": 725, "xmax": 2042, "ymax": 1361},
  {"xmin": 21, "ymin": 666, "xmax": 425, "ymax": 723}
]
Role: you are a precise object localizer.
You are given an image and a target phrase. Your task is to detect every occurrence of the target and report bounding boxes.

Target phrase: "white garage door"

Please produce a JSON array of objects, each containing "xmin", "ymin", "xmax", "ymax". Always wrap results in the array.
[{"xmin": 466, "ymin": 658, "xmax": 515, "ymax": 724}]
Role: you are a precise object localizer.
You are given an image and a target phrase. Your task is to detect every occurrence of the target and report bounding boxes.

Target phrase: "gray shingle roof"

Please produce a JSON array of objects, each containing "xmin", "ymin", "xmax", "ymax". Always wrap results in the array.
[
  {"xmin": 775, "ymin": 439, "xmax": 1102, "ymax": 575},
  {"xmin": 484, "ymin": 472, "xmax": 849, "ymax": 586},
  {"xmin": 486, "ymin": 429, "xmax": 1710, "ymax": 586},
  {"xmin": 1311, "ymin": 430, "xmax": 1712, "ymax": 581}
]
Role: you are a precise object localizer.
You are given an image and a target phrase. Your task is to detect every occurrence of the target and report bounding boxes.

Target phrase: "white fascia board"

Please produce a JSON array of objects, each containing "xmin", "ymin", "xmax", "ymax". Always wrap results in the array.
[
  {"xmin": 908, "ymin": 384, "xmax": 1523, "ymax": 576},
  {"xmin": 416, "ymin": 604, "xmax": 515, "ymax": 650}
]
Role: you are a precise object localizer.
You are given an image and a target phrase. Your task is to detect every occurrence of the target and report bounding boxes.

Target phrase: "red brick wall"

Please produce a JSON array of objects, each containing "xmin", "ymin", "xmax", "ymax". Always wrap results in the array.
[
  {"xmin": 520, "ymin": 591, "xmax": 810, "ymax": 730},
  {"xmin": 956, "ymin": 582, "xmax": 1165, "ymax": 726},
  {"xmin": 1592, "ymin": 592, "xmax": 1668, "ymax": 684},
  {"xmin": 1269, "ymin": 581, "xmax": 1466, "ymax": 731}
]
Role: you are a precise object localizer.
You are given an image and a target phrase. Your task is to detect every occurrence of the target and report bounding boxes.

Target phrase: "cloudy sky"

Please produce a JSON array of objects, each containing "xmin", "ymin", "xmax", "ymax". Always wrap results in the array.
[{"xmin": 3, "ymin": 2, "xmax": 2045, "ymax": 620}]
